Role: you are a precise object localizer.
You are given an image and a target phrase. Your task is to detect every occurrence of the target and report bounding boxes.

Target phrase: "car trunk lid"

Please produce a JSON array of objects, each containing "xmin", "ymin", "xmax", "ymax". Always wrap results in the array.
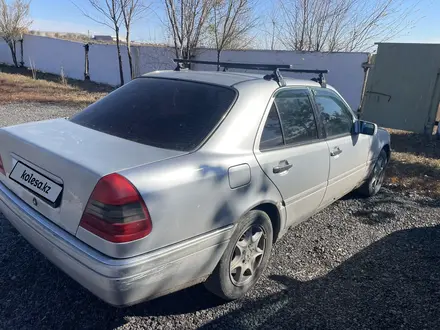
[{"xmin": 0, "ymin": 119, "xmax": 186, "ymax": 235}]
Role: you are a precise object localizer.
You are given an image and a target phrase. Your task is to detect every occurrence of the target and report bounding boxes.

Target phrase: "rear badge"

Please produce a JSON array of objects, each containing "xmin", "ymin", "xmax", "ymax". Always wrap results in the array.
[{"xmin": 32, "ymin": 197, "xmax": 38, "ymax": 206}]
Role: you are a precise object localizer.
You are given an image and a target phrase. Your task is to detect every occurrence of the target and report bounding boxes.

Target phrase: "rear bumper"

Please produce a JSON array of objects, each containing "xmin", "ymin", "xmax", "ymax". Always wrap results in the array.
[{"xmin": 0, "ymin": 181, "xmax": 232, "ymax": 306}]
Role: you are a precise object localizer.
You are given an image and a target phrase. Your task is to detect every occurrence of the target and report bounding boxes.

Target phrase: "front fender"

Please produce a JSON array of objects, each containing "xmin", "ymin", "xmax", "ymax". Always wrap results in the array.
[{"xmin": 370, "ymin": 126, "xmax": 391, "ymax": 162}]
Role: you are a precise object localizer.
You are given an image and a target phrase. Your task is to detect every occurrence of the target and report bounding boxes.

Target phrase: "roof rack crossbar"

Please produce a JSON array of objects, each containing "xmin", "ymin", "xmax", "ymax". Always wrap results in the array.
[
  {"xmin": 173, "ymin": 59, "xmax": 328, "ymax": 88},
  {"xmin": 279, "ymin": 68, "xmax": 329, "ymax": 74},
  {"xmin": 174, "ymin": 58, "xmax": 292, "ymax": 71},
  {"xmin": 279, "ymin": 68, "xmax": 329, "ymax": 87}
]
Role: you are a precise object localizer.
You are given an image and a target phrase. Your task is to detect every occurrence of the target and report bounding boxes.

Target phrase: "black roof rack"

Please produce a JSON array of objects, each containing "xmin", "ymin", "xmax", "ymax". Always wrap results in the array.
[
  {"xmin": 173, "ymin": 59, "xmax": 328, "ymax": 88},
  {"xmin": 280, "ymin": 68, "xmax": 329, "ymax": 88}
]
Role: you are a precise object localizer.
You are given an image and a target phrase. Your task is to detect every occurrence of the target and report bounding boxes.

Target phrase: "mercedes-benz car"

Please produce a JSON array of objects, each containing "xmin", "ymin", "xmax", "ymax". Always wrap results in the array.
[{"xmin": 0, "ymin": 61, "xmax": 390, "ymax": 306}]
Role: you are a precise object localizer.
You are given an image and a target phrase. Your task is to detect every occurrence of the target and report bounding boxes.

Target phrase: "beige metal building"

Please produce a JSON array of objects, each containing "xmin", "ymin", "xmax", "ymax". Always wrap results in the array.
[{"xmin": 361, "ymin": 43, "xmax": 440, "ymax": 134}]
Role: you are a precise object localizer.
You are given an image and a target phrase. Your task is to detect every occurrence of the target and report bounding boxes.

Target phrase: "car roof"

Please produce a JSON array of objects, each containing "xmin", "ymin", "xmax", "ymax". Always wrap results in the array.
[{"xmin": 142, "ymin": 70, "xmax": 322, "ymax": 88}]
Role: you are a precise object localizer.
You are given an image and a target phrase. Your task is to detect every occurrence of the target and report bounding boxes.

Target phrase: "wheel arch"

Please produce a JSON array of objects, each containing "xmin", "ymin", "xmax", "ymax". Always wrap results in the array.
[{"xmin": 251, "ymin": 202, "xmax": 283, "ymax": 243}]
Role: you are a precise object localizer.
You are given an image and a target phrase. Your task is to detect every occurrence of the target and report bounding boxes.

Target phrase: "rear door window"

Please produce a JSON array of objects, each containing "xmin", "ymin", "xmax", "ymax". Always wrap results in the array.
[
  {"xmin": 70, "ymin": 78, "xmax": 237, "ymax": 151},
  {"xmin": 274, "ymin": 89, "xmax": 318, "ymax": 145}
]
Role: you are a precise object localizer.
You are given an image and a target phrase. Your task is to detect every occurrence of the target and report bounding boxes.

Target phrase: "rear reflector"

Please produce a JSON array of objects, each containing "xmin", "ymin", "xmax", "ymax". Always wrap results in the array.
[
  {"xmin": 79, "ymin": 173, "xmax": 152, "ymax": 243},
  {"xmin": 0, "ymin": 155, "xmax": 5, "ymax": 175}
]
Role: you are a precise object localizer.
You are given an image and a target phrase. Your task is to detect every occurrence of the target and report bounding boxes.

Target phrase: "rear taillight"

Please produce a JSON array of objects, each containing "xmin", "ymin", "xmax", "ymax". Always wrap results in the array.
[
  {"xmin": 0, "ymin": 155, "xmax": 5, "ymax": 175},
  {"xmin": 79, "ymin": 173, "xmax": 152, "ymax": 243}
]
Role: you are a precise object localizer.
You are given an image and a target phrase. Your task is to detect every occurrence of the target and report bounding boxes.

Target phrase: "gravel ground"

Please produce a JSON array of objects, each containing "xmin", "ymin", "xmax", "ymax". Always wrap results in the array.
[
  {"xmin": 0, "ymin": 102, "xmax": 82, "ymax": 127},
  {"xmin": 1, "ymin": 103, "xmax": 440, "ymax": 330}
]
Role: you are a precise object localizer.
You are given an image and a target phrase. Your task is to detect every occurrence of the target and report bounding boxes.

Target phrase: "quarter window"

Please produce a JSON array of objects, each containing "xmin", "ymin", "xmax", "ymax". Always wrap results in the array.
[
  {"xmin": 274, "ymin": 89, "xmax": 318, "ymax": 145},
  {"xmin": 260, "ymin": 104, "xmax": 284, "ymax": 150},
  {"xmin": 314, "ymin": 89, "xmax": 353, "ymax": 137}
]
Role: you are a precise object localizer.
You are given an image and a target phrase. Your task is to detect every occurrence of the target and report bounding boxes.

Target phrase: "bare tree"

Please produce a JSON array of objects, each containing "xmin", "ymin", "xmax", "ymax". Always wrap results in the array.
[
  {"xmin": 74, "ymin": 0, "xmax": 125, "ymax": 85},
  {"xmin": 207, "ymin": 0, "xmax": 256, "ymax": 69},
  {"xmin": 120, "ymin": 0, "xmax": 148, "ymax": 79},
  {"xmin": 256, "ymin": 8, "xmax": 281, "ymax": 50},
  {"xmin": 277, "ymin": 0, "xmax": 417, "ymax": 52},
  {"xmin": 0, "ymin": 0, "xmax": 31, "ymax": 67},
  {"xmin": 164, "ymin": 0, "xmax": 212, "ymax": 60},
  {"xmin": 339, "ymin": 0, "xmax": 417, "ymax": 52},
  {"xmin": 270, "ymin": 18, "xmax": 275, "ymax": 51}
]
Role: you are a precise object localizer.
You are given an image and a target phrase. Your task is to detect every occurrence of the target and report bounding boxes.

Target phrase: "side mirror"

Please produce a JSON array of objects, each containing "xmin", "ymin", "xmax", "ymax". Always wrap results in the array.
[{"xmin": 353, "ymin": 120, "xmax": 375, "ymax": 136}]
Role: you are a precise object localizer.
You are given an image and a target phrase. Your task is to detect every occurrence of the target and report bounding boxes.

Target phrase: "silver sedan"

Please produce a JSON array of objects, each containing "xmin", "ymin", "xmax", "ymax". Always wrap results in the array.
[{"xmin": 0, "ymin": 65, "xmax": 390, "ymax": 306}]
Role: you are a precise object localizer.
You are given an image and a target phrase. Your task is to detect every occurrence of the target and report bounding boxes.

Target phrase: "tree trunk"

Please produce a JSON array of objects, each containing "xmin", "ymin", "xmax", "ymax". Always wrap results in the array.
[
  {"xmin": 84, "ymin": 44, "xmax": 90, "ymax": 81},
  {"xmin": 172, "ymin": 35, "xmax": 180, "ymax": 59},
  {"xmin": 115, "ymin": 26, "xmax": 124, "ymax": 86},
  {"xmin": 126, "ymin": 30, "xmax": 134, "ymax": 80},
  {"xmin": 216, "ymin": 50, "xmax": 221, "ymax": 71},
  {"xmin": 20, "ymin": 39, "xmax": 24, "ymax": 67},
  {"xmin": 7, "ymin": 41, "xmax": 19, "ymax": 67},
  {"xmin": 271, "ymin": 21, "xmax": 275, "ymax": 51},
  {"xmin": 179, "ymin": 46, "xmax": 184, "ymax": 60}
]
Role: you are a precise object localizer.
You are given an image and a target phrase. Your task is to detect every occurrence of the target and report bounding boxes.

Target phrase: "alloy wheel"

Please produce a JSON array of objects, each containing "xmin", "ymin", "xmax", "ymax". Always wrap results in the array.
[
  {"xmin": 229, "ymin": 225, "xmax": 266, "ymax": 286},
  {"xmin": 371, "ymin": 156, "xmax": 387, "ymax": 193}
]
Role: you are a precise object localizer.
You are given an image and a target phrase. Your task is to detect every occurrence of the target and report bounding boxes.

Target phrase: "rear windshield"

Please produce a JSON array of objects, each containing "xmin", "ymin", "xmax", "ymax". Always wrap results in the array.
[{"xmin": 70, "ymin": 78, "xmax": 237, "ymax": 151}]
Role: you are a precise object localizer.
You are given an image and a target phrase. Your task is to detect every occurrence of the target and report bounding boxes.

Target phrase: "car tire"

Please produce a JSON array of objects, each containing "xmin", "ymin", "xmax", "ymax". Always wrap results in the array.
[
  {"xmin": 204, "ymin": 210, "xmax": 273, "ymax": 301},
  {"xmin": 358, "ymin": 149, "xmax": 388, "ymax": 197}
]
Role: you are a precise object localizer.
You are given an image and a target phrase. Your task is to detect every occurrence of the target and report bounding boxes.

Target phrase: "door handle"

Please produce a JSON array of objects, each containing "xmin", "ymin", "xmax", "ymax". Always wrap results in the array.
[
  {"xmin": 330, "ymin": 147, "xmax": 342, "ymax": 157},
  {"xmin": 273, "ymin": 160, "xmax": 293, "ymax": 174}
]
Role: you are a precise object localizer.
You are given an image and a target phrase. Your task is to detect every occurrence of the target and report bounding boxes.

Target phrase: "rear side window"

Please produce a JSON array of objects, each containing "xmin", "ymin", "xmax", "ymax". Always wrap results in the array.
[
  {"xmin": 274, "ymin": 89, "xmax": 318, "ymax": 145},
  {"xmin": 70, "ymin": 78, "xmax": 236, "ymax": 151}
]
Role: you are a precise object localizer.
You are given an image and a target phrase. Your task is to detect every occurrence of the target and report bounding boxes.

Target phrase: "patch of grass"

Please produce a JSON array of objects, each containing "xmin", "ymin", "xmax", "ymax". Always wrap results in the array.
[
  {"xmin": 386, "ymin": 129, "xmax": 440, "ymax": 198},
  {"xmin": 0, "ymin": 64, "xmax": 112, "ymax": 107}
]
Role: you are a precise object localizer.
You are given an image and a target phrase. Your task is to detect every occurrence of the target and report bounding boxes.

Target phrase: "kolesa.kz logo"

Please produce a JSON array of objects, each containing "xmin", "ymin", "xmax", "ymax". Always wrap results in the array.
[{"xmin": 20, "ymin": 170, "xmax": 52, "ymax": 194}]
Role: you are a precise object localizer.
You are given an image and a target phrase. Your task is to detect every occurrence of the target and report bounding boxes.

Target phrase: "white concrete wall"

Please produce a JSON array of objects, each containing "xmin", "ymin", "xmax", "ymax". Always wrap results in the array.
[
  {"xmin": 89, "ymin": 43, "xmax": 131, "ymax": 85},
  {"xmin": 22, "ymin": 35, "xmax": 85, "ymax": 80},
  {"xmin": 134, "ymin": 45, "xmax": 176, "ymax": 76},
  {"xmin": 0, "ymin": 39, "xmax": 14, "ymax": 65},
  {"xmin": 195, "ymin": 49, "xmax": 369, "ymax": 111},
  {"xmin": 0, "ymin": 35, "xmax": 368, "ymax": 109},
  {"xmin": 88, "ymin": 44, "xmax": 175, "ymax": 85}
]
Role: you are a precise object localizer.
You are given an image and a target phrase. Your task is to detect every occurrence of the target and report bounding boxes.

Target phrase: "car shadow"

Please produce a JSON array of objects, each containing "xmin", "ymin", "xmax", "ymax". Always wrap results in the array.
[{"xmin": 200, "ymin": 225, "xmax": 440, "ymax": 329}]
